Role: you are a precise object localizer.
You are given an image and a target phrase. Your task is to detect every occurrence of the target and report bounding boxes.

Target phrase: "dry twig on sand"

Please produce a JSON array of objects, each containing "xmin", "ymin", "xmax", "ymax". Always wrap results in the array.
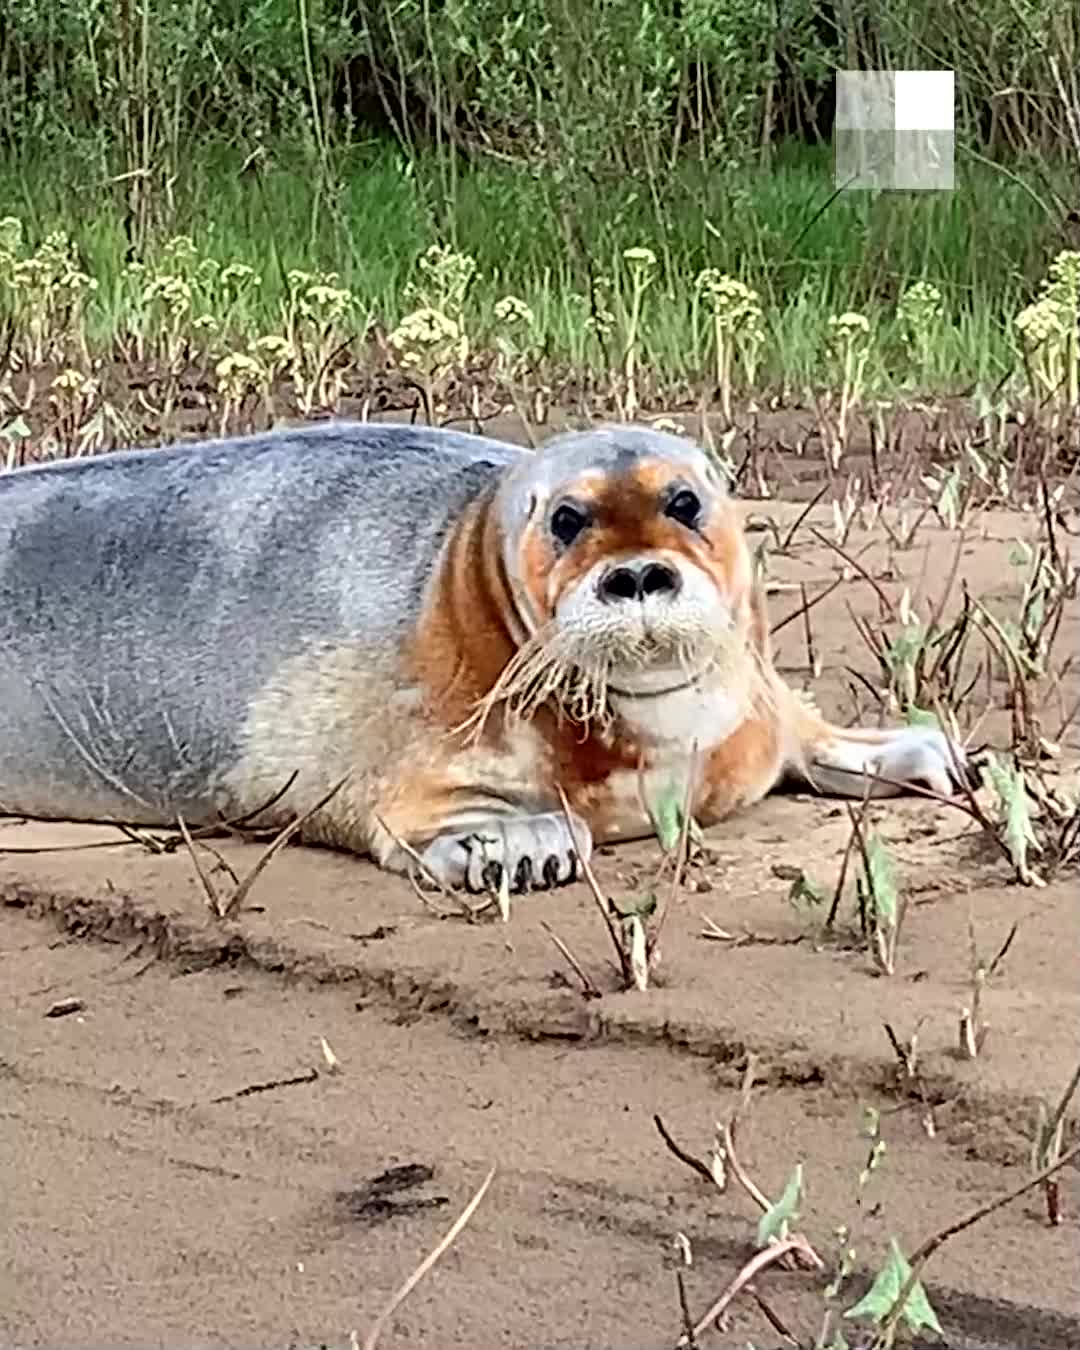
[{"xmin": 357, "ymin": 1166, "xmax": 496, "ymax": 1350}]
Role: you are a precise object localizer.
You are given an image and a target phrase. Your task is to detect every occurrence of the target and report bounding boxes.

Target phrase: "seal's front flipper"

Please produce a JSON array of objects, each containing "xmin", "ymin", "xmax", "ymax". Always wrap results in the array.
[
  {"xmin": 788, "ymin": 703, "xmax": 971, "ymax": 800},
  {"xmin": 419, "ymin": 810, "xmax": 591, "ymax": 893},
  {"xmin": 376, "ymin": 808, "xmax": 592, "ymax": 893}
]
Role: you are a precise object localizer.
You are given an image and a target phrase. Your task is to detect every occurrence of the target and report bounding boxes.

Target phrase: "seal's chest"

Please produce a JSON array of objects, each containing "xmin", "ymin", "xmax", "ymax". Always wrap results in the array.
[
  {"xmin": 612, "ymin": 682, "xmax": 747, "ymax": 752},
  {"xmin": 599, "ymin": 683, "xmax": 748, "ymax": 838}
]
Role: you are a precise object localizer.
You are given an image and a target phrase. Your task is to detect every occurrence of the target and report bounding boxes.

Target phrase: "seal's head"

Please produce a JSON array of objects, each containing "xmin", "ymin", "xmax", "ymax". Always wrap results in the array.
[{"xmin": 482, "ymin": 424, "xmax": 756, "ymax": 728}]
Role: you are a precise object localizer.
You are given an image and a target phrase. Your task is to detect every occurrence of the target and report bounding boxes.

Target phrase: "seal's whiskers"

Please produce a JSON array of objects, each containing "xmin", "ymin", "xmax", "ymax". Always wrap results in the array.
[
  {"xmin": 457, "ymin": 614, "xmax": 770, "ymax": 746},
  {"xmin": 457, "ymin": 623, "xmax": 616, "ymax": 742}
]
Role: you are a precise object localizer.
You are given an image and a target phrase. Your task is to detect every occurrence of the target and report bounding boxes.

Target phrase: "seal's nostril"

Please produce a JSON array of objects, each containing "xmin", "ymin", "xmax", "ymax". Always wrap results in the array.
[
  {"xmin": 640, "ymin": 562, "xmax": 681, "ymax": 596},
  {"xmin": 598, "ymin": 561, "xmax": 682, "ymax": 602},
  {"xmin": 598, "ymin": 566, "xmax": 641, "ymax": 602}
]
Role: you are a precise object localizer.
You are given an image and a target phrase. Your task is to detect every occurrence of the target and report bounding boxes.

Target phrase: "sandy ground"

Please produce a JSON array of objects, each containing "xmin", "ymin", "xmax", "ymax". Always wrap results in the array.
[{"xmin": 1, "ymin": 445, "xmax": 1078, "ymax": 1349}]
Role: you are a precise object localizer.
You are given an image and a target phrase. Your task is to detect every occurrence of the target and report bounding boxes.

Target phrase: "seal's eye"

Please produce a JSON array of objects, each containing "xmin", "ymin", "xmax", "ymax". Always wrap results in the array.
[
  {"xmin": 550, "ymin": 502, "xmax": 591, "ymax": 547},
  {"xmin": 665, "ymin": 488, "xmax": 702, "ymax": 529}
]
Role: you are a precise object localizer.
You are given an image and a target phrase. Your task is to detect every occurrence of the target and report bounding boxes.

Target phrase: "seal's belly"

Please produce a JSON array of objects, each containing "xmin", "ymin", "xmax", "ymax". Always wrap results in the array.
[
  {"xmin": 0, "ymin": 657, "xmax": 245, "ymax": 825},
  {"xmin": 0, "ymin": 630, "xmax": 413, "ymax": 829}
]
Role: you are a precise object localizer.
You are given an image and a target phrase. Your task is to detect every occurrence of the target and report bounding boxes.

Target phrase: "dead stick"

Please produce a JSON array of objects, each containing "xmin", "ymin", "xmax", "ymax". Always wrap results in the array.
[
  {"xmin": 0, "ymin": 839, "xmax": 143, "ymax": 856},
  {"xmin": 372, "ymin": 812, "xmax": 480, "ymax": 919},
  {"xmin": 216, "ymin": 769, "xmax": 300, "ymax": 832},
  {"xmin": 748, "ymin": 1286, "xmax": 801, "ymax": 1346},
  {"xmin": 176, "ymin": 812, "xmax": 224, "ymax": 917},
  {"xmin": 675, "ymin": 1270, "xmax": 698, "ymax": 1349},
  {"xmin": 679, "ymin": 1235, "xmax": 821, "ymax": 1345},
  {"xmin": 209, "ymin": 1068, "xmax": 319, "ymax": 1104},
  {"xmin": 721, "ymin": 1120, "xmax": 773, "ymax": 1214},
  {"xmin": 221, "ymin": 775, "xmax": 350, "ymax": 918},
  {"xmin": 779, "ymin": 482, "xmax": 830, "ymax": 552},
  {"xmin": 720, "ymin": 1120, "xmax": 823, "ymax": 1272},
  {"xmin": 826, "ymin": 809, "xmax": 859, "ymax": 928},
  {"xmin": 769, "ymin": 574, "xmax": 845, "ymax": 638},
  {"xmin": 539, "ymin": 920, "xmax": 600, "ymax": 997},
  {"xmin": 800, "ymin": 581, "xmax": 818, "ymax": 674},
  {"xmin": 653, "ymin": 1113, "xmax": 720, "ymax": 1189},
  {"xmin": 875, "ymin": 1142, "xmax": 1080, "ymax": 1344},
  {"xmin": 361, "ymin": 1166, "xmax": 496, "ymax": 1350},
  {"xmin": 809, "ymin": 527, "xmax": 898, "ymax": 616},
  {"xmin": 556, "ymin": 786, "xmax": 631, "ymax": 984}
]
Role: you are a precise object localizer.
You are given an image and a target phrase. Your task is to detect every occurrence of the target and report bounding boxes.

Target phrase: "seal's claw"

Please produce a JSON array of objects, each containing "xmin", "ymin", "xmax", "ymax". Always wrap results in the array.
[{"xmin": 419, "ymin": 810, "xmax": 592, "ymax": 894}]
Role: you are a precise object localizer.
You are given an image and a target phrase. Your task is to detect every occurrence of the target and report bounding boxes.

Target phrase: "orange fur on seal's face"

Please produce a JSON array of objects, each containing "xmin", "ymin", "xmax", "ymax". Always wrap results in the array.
[
  {"xmin": 505, "ymin": 458, "xmax": 755, "ymax": 709},
  {"xmin": 519, "ymin": 462, "xmax": 750, "ymax": 624},
  {"xmin": 401, "ymin": 443, "xmax": 755, "ymax": 814}
]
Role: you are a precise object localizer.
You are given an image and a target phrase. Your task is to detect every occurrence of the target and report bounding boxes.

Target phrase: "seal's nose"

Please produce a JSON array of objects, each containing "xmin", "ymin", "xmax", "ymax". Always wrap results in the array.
[{"xmin": 597, "ymin": 560, "xmax": 682, "ymax": 603}]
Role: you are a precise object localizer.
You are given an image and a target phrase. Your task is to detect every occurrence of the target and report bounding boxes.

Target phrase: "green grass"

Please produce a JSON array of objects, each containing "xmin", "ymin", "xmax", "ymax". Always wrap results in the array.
[{"xmin": 0, "ymin": 135, "xmax": 1073, "ymax": 397}]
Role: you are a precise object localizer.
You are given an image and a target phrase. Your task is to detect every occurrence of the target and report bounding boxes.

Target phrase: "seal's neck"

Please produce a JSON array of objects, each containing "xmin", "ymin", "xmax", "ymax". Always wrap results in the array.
[
  {"xmin": 408, "ymin": 486, "xmax": 522, "ymax": 730},
  {"xmin": 607, "ymin": 662, "xmax": 752, "ymax": 753}
]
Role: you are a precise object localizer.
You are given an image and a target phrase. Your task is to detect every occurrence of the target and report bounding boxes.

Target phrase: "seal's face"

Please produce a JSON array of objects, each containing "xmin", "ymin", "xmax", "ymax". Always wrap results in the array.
[
  {"xmin": 492, "ymin": 427, "xmax": 754, "ymax": 718},
  {"xmin": 537, "ymin": 462, "xmax": 748, "ymax": 683}
]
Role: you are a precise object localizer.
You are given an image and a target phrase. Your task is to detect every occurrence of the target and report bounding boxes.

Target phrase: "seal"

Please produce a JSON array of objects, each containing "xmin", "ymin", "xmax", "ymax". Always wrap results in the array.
[{"xmin": 0, "ymin": 419, "xmax": 968, "ymax": 893}]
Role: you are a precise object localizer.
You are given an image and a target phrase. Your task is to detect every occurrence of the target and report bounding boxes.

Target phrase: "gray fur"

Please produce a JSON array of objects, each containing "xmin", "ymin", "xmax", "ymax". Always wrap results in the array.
[
  {"xmin": 0, "ymin": 420, "xmax": 528, "ymax": 824},
  {"xmin": 494, "ymin": 422, "xmax": 726, "ymax": 544}
]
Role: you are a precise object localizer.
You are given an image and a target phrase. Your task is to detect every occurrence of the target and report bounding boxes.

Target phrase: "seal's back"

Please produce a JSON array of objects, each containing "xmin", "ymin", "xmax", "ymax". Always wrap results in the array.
[{"xmin": 0, "ymin": 421, "xmax": 525, "ymax": 823}]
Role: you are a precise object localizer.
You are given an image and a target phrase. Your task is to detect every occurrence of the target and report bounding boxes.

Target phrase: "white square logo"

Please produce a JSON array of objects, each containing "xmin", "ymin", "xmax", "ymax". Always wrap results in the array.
[{"xmin": 835, "ymin": 70, "xmax": 954, "ymax": 191}]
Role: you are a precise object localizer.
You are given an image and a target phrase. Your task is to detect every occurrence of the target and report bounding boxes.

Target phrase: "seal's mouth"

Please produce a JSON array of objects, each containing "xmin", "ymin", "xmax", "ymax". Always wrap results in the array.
[
  {"xmin": 606, "ymin": 672, "xmax": 705, "ymax": 700},
  {"xmin": 549, "ymin": 553, "xmax": 739, "ymax": 681},
  {"xmin": 460, "ymin": 575, "xmax": 748, "ymax": 741}
]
